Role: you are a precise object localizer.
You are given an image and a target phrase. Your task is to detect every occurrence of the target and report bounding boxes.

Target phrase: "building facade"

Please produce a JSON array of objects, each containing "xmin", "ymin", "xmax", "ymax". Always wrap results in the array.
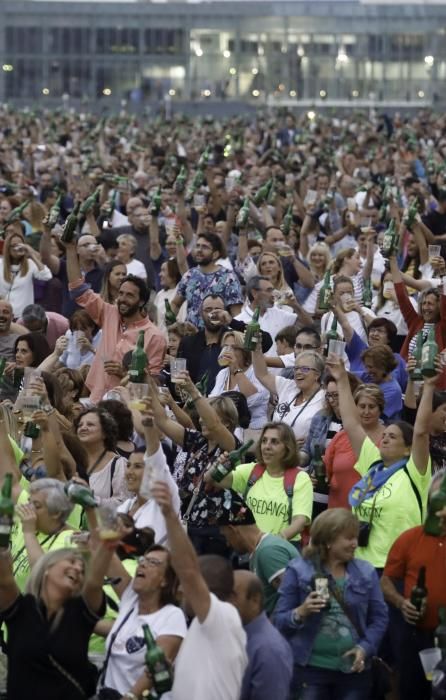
[{"xmin": 0, "ymin": 0, "xmax": 445, "ymax": 107}]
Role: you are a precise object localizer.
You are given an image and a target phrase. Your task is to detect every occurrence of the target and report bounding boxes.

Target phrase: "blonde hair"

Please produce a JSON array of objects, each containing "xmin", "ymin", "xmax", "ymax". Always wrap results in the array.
[
  {"xmin": 353, "ymin": 383, "xmax": 385, "ymax": 414},
  {"xmin": 257, "ymin": 251, "xmax": 290, "ymax": 292},
  {"xmin": 209, "ymin": 396, "xmax": 239, "ymax": 432},
  {"xmin": 304, "ymin": 509, "xmax": 360, "ymax": 563},
  {"xmin": 332, "ymin": 247, "xmax": 356, "ymax": 275},
  {"xmin": 308, "ymin": 242, "xmax": 331, "ymax": 275},
  {"xmin": 221, "ymin": 330, "xmax": 251, "ymax": 368},
  {"xmin": 26, "ymin": 201, "xmax": 46, "ymax": 231}
]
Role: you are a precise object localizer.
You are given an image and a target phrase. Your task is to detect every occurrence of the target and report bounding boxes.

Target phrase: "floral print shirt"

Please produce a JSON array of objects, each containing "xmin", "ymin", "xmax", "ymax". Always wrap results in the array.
[{"xmin": 177, "ymin": 266, "xmax": 243, "ymax": 330}]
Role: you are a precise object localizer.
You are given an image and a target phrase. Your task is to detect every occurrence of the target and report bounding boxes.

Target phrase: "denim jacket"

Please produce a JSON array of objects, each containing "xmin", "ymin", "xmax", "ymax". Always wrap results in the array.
[
  {"xmin": 274, "ymin": 557, "xmax": 388, "ymax": 666},
  {"xmin": 303, "ymin": 412, "xmax": 333, "ymax": 462}
]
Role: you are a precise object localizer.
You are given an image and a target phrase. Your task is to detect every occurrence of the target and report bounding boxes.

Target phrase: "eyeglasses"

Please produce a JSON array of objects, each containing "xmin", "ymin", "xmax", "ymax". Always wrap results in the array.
[
  {"xmin": 138, "ymin": 556, "xmax": 164, "ymax": 568},
  {"xmin": 195, "ymin": 244, "xmax": 213, "ymax": 251},
  {"xmin": 295, "ymin": 343, "xmax": 319, "ymax": 351},
  {"xmin": 294, "ymin": 366, "xmax": 317, "ymax": 374},
  {"xmin": 326, "ymin": 392, "xmax": 339, "ymax": 400}
]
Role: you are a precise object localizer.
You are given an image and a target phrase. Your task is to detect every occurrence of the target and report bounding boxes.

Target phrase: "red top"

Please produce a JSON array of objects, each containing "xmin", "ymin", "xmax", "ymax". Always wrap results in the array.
[{"xmin": 384, "ymin": 525, "xmax": 446, "ymax": 630}]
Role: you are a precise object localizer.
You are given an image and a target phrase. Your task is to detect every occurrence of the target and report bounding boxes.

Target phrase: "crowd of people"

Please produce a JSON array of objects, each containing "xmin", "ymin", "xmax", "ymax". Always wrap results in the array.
[{"xmin": 0, "ymin": 105, "xmax": 445, "ymax": 699}]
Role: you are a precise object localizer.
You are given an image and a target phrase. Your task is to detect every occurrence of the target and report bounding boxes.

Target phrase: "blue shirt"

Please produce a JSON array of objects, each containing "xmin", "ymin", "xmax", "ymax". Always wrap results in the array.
[
  {"xmin": 346, "ymin": 331, "xmax": 408, "ymax": 393},
  {"xmin": 241, "ymin": 612, "xmax": 293, "ymax": 700}
]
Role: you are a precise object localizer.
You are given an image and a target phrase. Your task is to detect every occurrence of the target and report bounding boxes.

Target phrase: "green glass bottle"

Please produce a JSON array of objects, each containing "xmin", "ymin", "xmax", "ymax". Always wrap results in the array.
[
  {"xmin": 47, "ymin": 193, "xmax": 62, "ymax": 228},
  {"xmin": 164, "ymin": 299, "xmax": 177, "ymax": 326},
  {"xmin": 424, "ymin": 471, "xmax": 446, "ymax": 536},
  {"xmin": 267, "ymin": 179, "xmax": 277, "ymax": 205},
  {"xmin": 421, "ymin": 327, "xmax": 438, "ymax": 378},
  {"xmin": 142, "ymin": 623, "xmax": 173, "ymax": 694},
  {"xmin": 174, "ymin": 165, "xmax": 187, "ymax": 194},
  {"xmin": 80, "ymin": 188, "xmax": 100, "ymax": 216},
  {"xmin": 61, "ymin": 201, "xmax": 81, "ymax": 243},
  {"xmin": 381, "ymin": 219, "xmax": 398, "ymax": 259},
  {"xmin": 411, "ymin": 331, "xmax": 424, "ymax": 382},
  {"xmin": 129, "ymin": 330, "xmax": 148, "ymax": 383},
  {"xmin": 5, "ymin": 199, "xmax": 31, "ymax": 225},
  {"xmin": 210, "ymin": 439, "xmax": 255, "ymax": 483},
  {"xmin": 324, "ymin": 317, "xmax": 338, "ymax": 357},
  {"xmin": 236, "ymin": 197, "xmax": 250, "ymax": 228},
  {"xmin": 426, "ymin": 148, "xmax": 437, "ymax": 177},
  {"xmin": 0, "ymin": 473, "xmax": 14, "ymax": 548},
  {"xmin": 64, "ymin": 480, "xmax": 98, "ymax": 509},
  {"xmin": 281, "ymin": 205, "xmax": 293, "ymax": 236},
  {"xmin": 311, "ymin": 443, "xmax": 328, "ymax": 493},
  {"xmin": 253, "ymin": 179, "xmax": 272, "ymax": 207},
  {"xmin": 243, "ymin": 307, "xmax": 261, "ymax": 351},
  {"xmin": 185, "ymin": 168, "xmax": 204, "ymax": 202},
  {"xmin": 150, "ymin": 186, "xmax": 162, "ymax": 217},
  {"xmin": 317, "ymin": 271, "xmax": 332, "ymax": 312},
  {"xmin": 362, "ymin": 279, "xmax": 373, "ymax": 309},
  {"xmin": 198, "ymin": 145, "xmax": 211, "ymax": 169},
  {"xmin": 0, "ymin": 357, "xmax": 6, "ymax": 380},
  {"xmin": 436, "ymin": 608, "xmax": 446, "ymax": 659},
  {"xmin": 105, "ymin": 190, "xmax": 117, "ymax": 228},
  {"xmin": 410, "ymin": 565, "xmax": 427, "ymax": 617},
  {"xmin": 404, "ymin": 200, "xmax": 419, "ymax": 231},
  {"xmin": 23, "ymin": 421, "xmax": 40, "ymax": 439}
]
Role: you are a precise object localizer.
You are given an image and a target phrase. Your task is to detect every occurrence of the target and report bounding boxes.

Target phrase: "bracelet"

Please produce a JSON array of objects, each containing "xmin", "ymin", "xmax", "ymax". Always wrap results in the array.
[{"xmin": 233, "ymin": 369, "xmax": 243, "ymax": 376}]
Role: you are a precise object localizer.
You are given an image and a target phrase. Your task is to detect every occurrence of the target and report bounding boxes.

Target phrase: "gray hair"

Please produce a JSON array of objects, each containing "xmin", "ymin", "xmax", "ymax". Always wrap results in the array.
[
  {"xmin": 22, "ymin": 303, "xmax": 46, "ymax": 324},
  {"xmin": 29, "ymin": 478, "xmax": 74, "ymax": 523},
  {"xmin": 295, "ymin": 350, "xmax": 325, "ymax": 377},
  {"xmin": 117, "ymin": 233, "xmax": 137, "ymax": 255}
]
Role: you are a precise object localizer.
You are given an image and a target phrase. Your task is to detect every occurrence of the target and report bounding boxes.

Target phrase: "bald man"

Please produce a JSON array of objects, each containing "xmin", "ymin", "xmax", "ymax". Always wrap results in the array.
[{"xmin": 234, "ymin": 570, "xmax": 293, "ymax": 700}]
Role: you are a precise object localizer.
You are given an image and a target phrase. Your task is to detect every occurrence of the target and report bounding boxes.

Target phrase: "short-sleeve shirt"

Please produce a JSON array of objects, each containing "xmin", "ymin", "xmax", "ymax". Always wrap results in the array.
[
  {"xmin": 250, "ymin": 533, "xmax": 299, "ymax": 614},
  {"xmin": 272, "ymin": 378, "xmax": 325, "ymax": 441},
  {"xmin": 352, "ymin": 437, "xmax": 431, "ymax": 568},
  {"xmin": 383, "ymin": 526, "xmax": 446, "ymax": 631},
  {"xmin": 1, "ymin": 594, "xmax": 104, "ymax": 700},
  {"xmin": 232, "ymin": 463, "xmax": 313, "ymax": 540},
  {"xmin": 177, "ymin": 267, "xmax": 243, "ymax": 329}
]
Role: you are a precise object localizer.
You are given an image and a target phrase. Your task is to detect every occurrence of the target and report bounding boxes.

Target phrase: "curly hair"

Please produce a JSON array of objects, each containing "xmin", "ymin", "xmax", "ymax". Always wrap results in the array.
[{"xmin": 74, "ymin": 407, "xmax": 118, "ymax": 451}]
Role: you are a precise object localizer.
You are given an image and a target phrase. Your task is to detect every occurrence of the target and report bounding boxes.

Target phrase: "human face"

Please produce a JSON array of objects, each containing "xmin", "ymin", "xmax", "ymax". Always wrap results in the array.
[
  {"xmin": 259, "ymin": 254, "xmax": 280, "ymax": 283},
  {"xmin": 117, "ymin": 280, "xmax": 142, "ymax": 318},
  {"xmin": 29, "ymin": 490, "xmax": 62, "ymax": 534},
  {"xmin": 294, "ymin": 333, "xmax": 321, "ymax": 354},
  {"xmin": 9, "ymin": 235, "xmax": 25, "ymax": 262},
  {"xmin": 294, "ymin": 357, "xmax": 321, "ymax": 392},
  {"xmin": 77, "ymin": 235, "xmax": 97, "ymax": 262},
  {"xmin": 76, "ymin": 412, "xmax": 104, "ymax": 447},
  {"xmin": 260, "ymin": 428, "xmax": 286, "ymax": 468},
  {"xmin": 15, "ymin": 339, "xmax": 33, "ymax": 367},
  {"xmin": 333, "ymin": 281, "xmax": 354, "ymax": 305},
  {"xmin": 356, "ymin": 395, "xmax": 381, "ymax": 428},
  {"xmin": 220, "ymin": 525, "xmax": 246, "ymax": 554},
  {"xmin": 44, "ymin": 554, "xmax": 85, "ymax": 597},
  {"xmin": 168, "ymin": 331, "xmax": 181, "ymax": 357},
  {"xmin": 201, "ymin": 297, "xmax": 225, "ymax": 331},
  {"xmin": 363, "ymin": 359, "xmax": 388, "ymax": 384},
  {"xmin": 431, "ymin": 403, "xmax": 446, "ymax": 435},
  {"xmin": 421, "ymin": 293, "xmax": 440, "ymax": 323},
  {"xmin": 328, "ymin": 531, "xmax": 358, "ymax": 563},
  {"xmin": 345, "ymin": 250, "xmax": 362, "ymax": 275},
  {"xmin": 0, "ymin": 201, "xmax": 11, "ymax": 222},
  {"xmin": 368, "ymin": 325, "xmax": 389, "ymax": 347},
  {"xmin": 309, "ymin": 249, "xmax": 326, "ymax": 271},
  {"xmin": 133, "ymin": 549, "xmax": 169, "ymax": 596},
  {"xmin": 380, "ymin": 424, "xmax": 410, "ymax": 464},
  {"xmin": 407, "ymin": 234, "xmax": 418, "ymax": 257},
  {"xmin": 325, "ymin": 381, "xmax": 339, "ymax": 415},
  {"xmin": 252, "ymin": 280, "xmax": 275, "ymax": 311},
  {"xmin": 108, "ymin": 264, "xmax": 127, "ymax": 291},
  {"xmin": 159, "ymin": 262, "xmax": 175, "ymax": 290},
  {"xmin": 131, "ymin": 207, "xmax": 150, "ymax": 231},
  {"xmin": 125, "ymin": 453, "xmax": 145, "ymax": 494},
  {"xmin": 116, "ymin": 238, "xmax": 134, "ymax": 263},
  {"xmin": 0, "ymin": 301, "xmax": 12, "ymax": 333},
  {"xmin": 265, "ymin": 228, "xmax": 285, "ymax": 253},
  {"xmin": 193, "ymin": 238, "xmax": 216, "ymax": 267},
  {"xmin": 165, "ymin": 235, "xmax": 177, "ymax": 258}
]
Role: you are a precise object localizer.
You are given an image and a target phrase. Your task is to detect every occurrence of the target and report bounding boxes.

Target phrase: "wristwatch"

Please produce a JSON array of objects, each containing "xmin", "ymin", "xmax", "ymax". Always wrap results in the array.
[
  {"xmin": 292, "ymin": 609, "xmax": 302, "ymax": 625},
  {"xmin": 233, "ymin": 369, "xmax": 243, "ymax": 376}
]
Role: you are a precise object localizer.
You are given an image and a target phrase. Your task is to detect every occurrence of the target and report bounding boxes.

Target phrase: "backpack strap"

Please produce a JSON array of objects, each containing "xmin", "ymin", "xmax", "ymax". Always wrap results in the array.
[
  {"xmin": 283, "ymin": 467, "xmax": 301, "ymax": 525},
  {"xmin": 403, "ymin": 465, "xmax": 423, "ymax": 520},
  {"xmin": 243, "ymin": 463, "xmax": 266, "ymax": 501},
  {"xmin": 109, "ymin": 456, "xmax": 119, "ymax": 498}
]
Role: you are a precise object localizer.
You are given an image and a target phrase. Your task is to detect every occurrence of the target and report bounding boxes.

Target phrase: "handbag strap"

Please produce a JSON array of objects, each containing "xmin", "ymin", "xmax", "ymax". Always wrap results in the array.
[
  {"xmin": 48, "ymin": 654, "xmax": 87, "ymax": 697},
  {"xmin": 99, "ymin": 606, "xmax": 135, "ymax": 688},
  {"xmin": 328, "ymin": 580, "xmax": 364, "ymax": 640}
]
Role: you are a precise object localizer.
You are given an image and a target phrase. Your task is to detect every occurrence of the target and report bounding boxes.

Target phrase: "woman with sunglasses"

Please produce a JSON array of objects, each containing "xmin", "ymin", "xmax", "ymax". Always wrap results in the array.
[
  {"xmin": 253, "ymin": 346, "xmax": 325, "ymax": 444},
  {"xmin": 326, "ymin": 353, "xmax": 434, "ymax": 571}
]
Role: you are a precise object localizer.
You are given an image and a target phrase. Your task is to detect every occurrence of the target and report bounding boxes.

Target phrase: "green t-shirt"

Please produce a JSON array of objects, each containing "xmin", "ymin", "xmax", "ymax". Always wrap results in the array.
[
  {"xmin": 353, "ymin": 437, "xmax": 431, "ymax": 568},
  {"xmin": 249, "ymin": 533, "xmax": 299, "ymax": 615},
  {"xmin": 309, "ymin": 578, "xmax": 356, "ymax": 671},
  {"xmin": 232, "ymin": 463, "xmax": 313, "ymax": 540}
]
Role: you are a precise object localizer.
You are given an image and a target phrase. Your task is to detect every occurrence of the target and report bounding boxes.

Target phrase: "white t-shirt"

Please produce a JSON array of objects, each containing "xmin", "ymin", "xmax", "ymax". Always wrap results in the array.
[
  {"xmin": 235, "ymin": 305, "xmax": 297, "ymax": 356},
  {"xmin": 272, "ymin": 377, "xmax": 325, "ymax": 440},
  {"xmin": 209, "ymin": 365, "xmax": 270, "ymax": 429},
  {"xmin": 126, "ymin": 258, "xmax": 148, "ymax": 280},
  {"xmin": 118, "ymin": 446, "xmax": 181, "ymax": 545},
  {"xmin": 321, "ymin": 309, "xmax": 372, "ymax": 344},
  {"xmin": 0, "ymin": 258, "xmax": 52, "ymax": 318},
  {"xmin": 172, "ymin": 594, "xmax": 247, "ymax": 700},
  {"xmin": 103, "ymin": 585, "xmax": 187, "ymax": 697},
  {"xmin": 153, "ymin": 287, "xmax": 187, "ymax": 336},
  {"xmin": 89, "ymin": 455, "xmax": 129, "ymax": 508}
]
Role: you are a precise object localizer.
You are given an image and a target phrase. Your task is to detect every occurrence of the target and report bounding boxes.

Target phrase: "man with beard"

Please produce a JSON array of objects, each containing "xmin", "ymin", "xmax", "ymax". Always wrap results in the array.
[
  {"xmin": 65, "ymin": 239, "xmax": 166, "ymax": 403},
  {"xmin": 170, "ymin": 232, "xmax": 243, "ymax": 330},
  {"xmin": 178, "ymin": 294, "xmax": 272, "ymax": 392}
]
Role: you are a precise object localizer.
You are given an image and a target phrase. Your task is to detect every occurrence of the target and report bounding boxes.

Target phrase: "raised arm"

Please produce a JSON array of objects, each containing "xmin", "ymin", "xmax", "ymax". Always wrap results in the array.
[
  {"xmin": 332, "ymin": 303, "xmax": 354, "ymax": 344},
  {"xmin": 361, "ymin": 229, "xmax": 375, "ymax": 283},
  {"xmin": 0, "ymin": 549, "xmax": 19, "ymax": 612},
  {"xmin": 252, "ymin": 343, "xmax": 278, "ymax": 396},
  {"xmin": 39, "ymin": 221, "xmax": 61, "ymax": 274},
  {"xmin": 325, "ymin": 354, "xmax": 366, "ymax": 457},
  {"xmin": 149, "ymin": 215, "xmax": 163, "ymax": 261},
  {"xmin": 152, "ymin": 481, "xmax": 211, "ymax": 622},
  {"xmin": 148, "ymin": 381, "xmax": 185, "ymax": 447},
  {"xmin": 0, "ymin": 412, "xmax": 21, "ymax": 487},
  {"xmin": 411, "ymin": 364, "xmax": 440, "ymax": 475}
]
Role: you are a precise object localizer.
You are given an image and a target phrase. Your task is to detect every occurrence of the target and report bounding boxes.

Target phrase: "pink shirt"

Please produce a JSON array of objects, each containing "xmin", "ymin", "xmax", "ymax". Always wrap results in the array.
[{"xmin": 69, "ymin": 282, "xmax": 166, "ymax": 403}]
